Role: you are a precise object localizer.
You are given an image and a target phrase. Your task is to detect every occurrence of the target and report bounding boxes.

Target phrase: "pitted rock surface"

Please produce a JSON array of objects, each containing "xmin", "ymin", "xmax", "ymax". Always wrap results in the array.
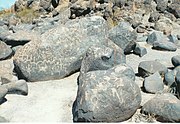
[
  {"xmin": 14, "ymin": 16, "xmax": 125, "ymax": 81},
  {"xmin": 73, "ymin": 65, "xmax": 141, "ymax": 122}
]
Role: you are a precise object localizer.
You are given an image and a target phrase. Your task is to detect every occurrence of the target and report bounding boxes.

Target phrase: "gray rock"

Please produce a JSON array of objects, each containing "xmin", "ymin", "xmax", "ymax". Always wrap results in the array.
[
  {"xmin": 142, "ymin": 93, "xmax": 180, "ymax": 122},
  {"xmin": 108, "ymin": 64, "xmax": 135, "ymax": 81},
  {"xmin": 172, "ymin": 55, "xmax": 180, "ymax": 67},
  {"xmin": 1, "ymin": 74, "xmax": 18, "ymax": 85},
  {"xmin": 12, "ymin": 23, "xmax": 35, "ymax": 33},
  {"xmin": 2, "ymin": 80, "xmax": 28, "ymax": 95},
  {"xmin": 164, "ymin": 70, "xmax": 176, "ymax": 86},
  {"xmin": 108, "ymin": 21, "xmax": 137, "ymax": 54},
  {"xmin": 0, "ymin": 26, "xmax": 11, "ymax": 41},
  {"xmin": 133, "ymin": 43, "xmax": 147, "ymax": 57},
  {"xmin": 167, "ymin": 3, "xmax": 180, "ymax": 18},
  {"xmin": 0, "ymin": 41, "xmax": 13, "ymax": 60},
  {"xmin": 156, "ymin": 0, "xmax": 168, "ymax": 12},
  {"xmin": 80, "ymin": 45, "xmax": 126, "ymax": 75},
  {"xmin": 168, "ymin": 34, "xmax": 178, "ymax": 43},
  {"xmin": 146, "ymin": 31, "xmax": 165, "ymax": 45},
  {"xmin": 4, "ymin": 31, "xmax": 39, "ymax": 46},
  {"xmin": 148, "ymin": 12, "xmax": 160, "ymax": 22},
  {"xmin": 32, "ymin": 20, "xmax": 57, "ymax": 34},
  {"xmin": 0, "ymin": 86, "xmax": 8, "ymax": 103},
  {"xmin": 73, "ymin": 65, "xmax": 141, "ymax": 122},
  {"xmin": 39, "ymin": 0, "xmax": 52, "ymax": 11},
  {"xmin": 144, "ymin": 72, "xmax": 164, "ymax": 93},
  {"xmin": 138, "ymin": 61, "xmax": 168, "ymax": 78},
  {"xmin": 152, "ymin": 41, "xmax": 177, "ymax": 51},
  {"xmin": 14, "ymin": 16, "xmax": 125, "ymax": 81}
]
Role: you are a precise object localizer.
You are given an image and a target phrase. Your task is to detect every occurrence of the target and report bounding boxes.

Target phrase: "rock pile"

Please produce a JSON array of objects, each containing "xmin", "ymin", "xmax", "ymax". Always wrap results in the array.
[{"xmin": 0, "ymin": 0, "xmax": 179, "ymax": 122}]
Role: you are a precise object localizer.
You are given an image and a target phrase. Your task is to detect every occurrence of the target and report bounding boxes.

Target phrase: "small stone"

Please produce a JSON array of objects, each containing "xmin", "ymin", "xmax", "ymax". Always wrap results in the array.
[
  {"xmin": 144, "ymin": 72, "xmax": 164, "ymax": 93},
  {"xmin": 164, "ymin": 70, "xmax": 176, "ymax": 86},
  {"xmin": 172, "ymin": 55, "xmax": 180, "ymax": 67},
  {"xmin": 1, "ymin": 74, "xmax": 18, "ymax": 84},
  {"xmin": 148, "ymin": 12, "xmax": 160, "ymax": 22},
  {"xmin": 2, "ymin": 80, "xmax": 28, "ymax": 95},
  {"xmin": 146, "ymin": 31, "xmax": 165, "ymax": 45},
  {"xmin": 136, "ymin": 25, "xmax": 146, "ymax": 33},
  {"xmin": 133, "ymin": 43, "xmax": 147, "ymax": 57},
  {"xmin": 138, "ymin": 61, "xmax": 168, "ymax": 78},
  {"xmin": 0, "ymin": 41, "xmax": 13, "ymax": 60},
  {"xmin": 153, "ymin": 41, "xmax": 177, "ymax": 51},
  {"xmin": 168, "ymin": 34, "xmax": 178, "ymax": 43}
]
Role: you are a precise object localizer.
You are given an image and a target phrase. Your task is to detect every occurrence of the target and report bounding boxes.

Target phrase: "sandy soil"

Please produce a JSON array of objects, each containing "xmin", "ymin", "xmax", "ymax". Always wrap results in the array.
[{"xmin": 0, "ymin": 42, "xmax": 179, "ymax": 122}]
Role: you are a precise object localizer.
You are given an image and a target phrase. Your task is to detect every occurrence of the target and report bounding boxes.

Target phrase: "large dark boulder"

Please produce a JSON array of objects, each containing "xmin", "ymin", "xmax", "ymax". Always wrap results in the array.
[
  {"xmin": 73, "ymin": 65, "xmax": 141, "ymax": 122},
  {"xmin": 14, "ymin": 16, "xmax": 125, "ymax": 81}
]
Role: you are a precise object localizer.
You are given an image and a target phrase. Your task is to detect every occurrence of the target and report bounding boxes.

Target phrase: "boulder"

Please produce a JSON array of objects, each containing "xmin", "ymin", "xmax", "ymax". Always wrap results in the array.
[
  {"xmin": 143, "ymin": 72, "xmax": 164, "ymax": 93},
  {"xmin": 133, "ymin": 43, "xmax": 147, "ymax": 57},
  {"xmin": 73, "ymin": 65, "xmax": 141, "ymax": 122},
  {"xmin": 152, "ymin": 41, "xmax": 177, "ymax": 51},
  {"xmin": 0, "ymin": 41, "xmax": 13, "ymax": 60},
  {"xmin": 108, "ymin": 21, "xmax": 137, "ymax": 54},
  {"xmin": 14, "ymin": 16, "xmax": 125, "ymax": 81},
  {"xmin": 142, "ymin": 93, "xmax": 180, "ymax": 122},
  {"xmin": 172, "ymin": 55, "xmax": 180, "ymax": 67},
  {"xmin": 80, "ymin": 45, "xmax": 126, "ymax": 75},
  {"xmin": 138, "ymin": 61, "xmax": 168, "ymax": 78}
]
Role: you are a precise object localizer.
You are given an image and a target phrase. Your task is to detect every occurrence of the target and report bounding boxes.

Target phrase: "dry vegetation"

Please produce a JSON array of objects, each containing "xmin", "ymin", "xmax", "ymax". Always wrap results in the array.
[{"xmin": 0, "ymin": 7, "xmax": 40, "ymax": 23}]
